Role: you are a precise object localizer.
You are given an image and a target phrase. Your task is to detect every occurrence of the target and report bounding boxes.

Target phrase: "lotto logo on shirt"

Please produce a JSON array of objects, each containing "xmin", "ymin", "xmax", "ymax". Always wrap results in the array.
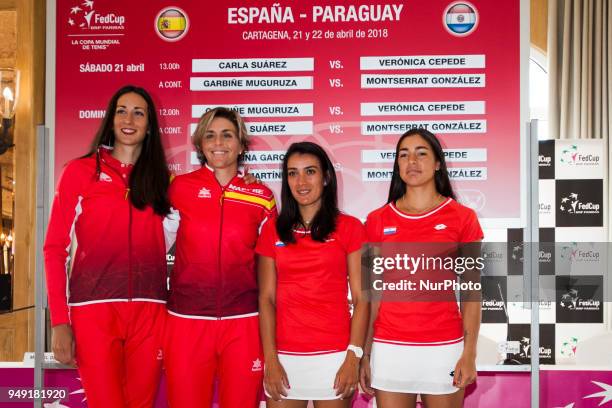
[
  {"xmin": 99, "ymin": 172, "xmax": 112, "ymax": 183},
  {"xmin": 275, "ymin": 241, "xmax": 286, "ymax": 247}
]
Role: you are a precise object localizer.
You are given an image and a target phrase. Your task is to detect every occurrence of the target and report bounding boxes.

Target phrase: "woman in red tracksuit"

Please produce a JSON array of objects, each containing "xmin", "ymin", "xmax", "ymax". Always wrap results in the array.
[
  {"xmin": 44, "ymin": 85, "xmax": 171, "ymax": 408},
  {"xmin": 163, "ymin": 107, "xmax": 276, "ymax": 407}
]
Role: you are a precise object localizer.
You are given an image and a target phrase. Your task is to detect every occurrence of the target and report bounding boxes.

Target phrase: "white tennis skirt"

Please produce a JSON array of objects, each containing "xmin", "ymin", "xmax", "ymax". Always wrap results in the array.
[
  {"xmin": 265, "ymin": 351, "xmax": 347, "ymax": 400},
  {"xmin": 370, "ymin": 339, "xmax": 464, "ymax": 395}
]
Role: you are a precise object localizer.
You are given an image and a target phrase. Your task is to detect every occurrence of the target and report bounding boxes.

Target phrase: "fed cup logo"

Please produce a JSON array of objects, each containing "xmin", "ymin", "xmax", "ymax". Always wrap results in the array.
[
  {"xmin": 559, "ymin": 288, "xmax": 601, "ymax": 311},
  {"xmin": 155, "ymin": 7, "xmax": 189, "ymax": 41},
  {"xmin": 443, "ymin": 2, "xmax": 479, "ymax": 37},
  {"xmin": 560, "ymin": 144, "xmax": 600, "ymax": 166},
  {"xmin": 67, "ymin": 0, "xmax": 125, "ymax": 30},
  {"xmin": 559, "ymin": 193, "xmax": 600, "ymax": 215}
]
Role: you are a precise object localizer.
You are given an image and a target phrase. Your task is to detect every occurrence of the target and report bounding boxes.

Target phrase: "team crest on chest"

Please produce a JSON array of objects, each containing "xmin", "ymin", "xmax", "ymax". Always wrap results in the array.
[{"xmin": 198, "ymin": 187, "xmax": 211, "ymax": 198}]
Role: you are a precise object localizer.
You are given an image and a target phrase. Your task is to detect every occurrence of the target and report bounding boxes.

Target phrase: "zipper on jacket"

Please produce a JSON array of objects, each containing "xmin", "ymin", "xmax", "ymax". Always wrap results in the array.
[
  {"xmin": 128, "ymin": 200, "xmax": 133, "ymax": 301},
  {"xmin": 212, "ymin": 170, "xmax": 241, "ymax": 319},
  {"xmin": 101, "ymin": 155, "xmax": 133, "ymax": 302},
  {"xmin": 216, "ymin": 189, "xmax": 225, "ymax": 318}
]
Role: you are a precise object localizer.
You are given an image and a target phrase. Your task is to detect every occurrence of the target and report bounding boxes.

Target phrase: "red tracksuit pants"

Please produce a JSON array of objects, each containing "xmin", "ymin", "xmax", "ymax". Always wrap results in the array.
[
  {"xmin": 70, "ymin": 301, "xmax": 166, "ymax": 408},
  {"xmin": 164, "ymin": 313, "xmax": 263, "ymax": 407}
]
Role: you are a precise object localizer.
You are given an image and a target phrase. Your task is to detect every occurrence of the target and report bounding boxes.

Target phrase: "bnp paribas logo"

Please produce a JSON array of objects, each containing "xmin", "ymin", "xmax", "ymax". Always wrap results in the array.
[
  {"xmin": 67, "ymin": 0, "xmax": 126, "ymax": 30},
  {"xmin": 559, "ymin": 193, "xmax": 600, "ymax": 215},
  {"xmin": 560, "ymin": 144, "xmax": 600, "ymax": 166}
]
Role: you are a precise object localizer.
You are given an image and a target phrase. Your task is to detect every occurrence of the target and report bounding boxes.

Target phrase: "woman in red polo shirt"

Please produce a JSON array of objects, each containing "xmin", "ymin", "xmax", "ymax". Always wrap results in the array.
[
  {"xmin": 360, "ymin": 128, "xmax": 482, "ymax": 408},
  {"xmin": 257, "ymin": 142, "xmax": 368, "ymax": 406}
]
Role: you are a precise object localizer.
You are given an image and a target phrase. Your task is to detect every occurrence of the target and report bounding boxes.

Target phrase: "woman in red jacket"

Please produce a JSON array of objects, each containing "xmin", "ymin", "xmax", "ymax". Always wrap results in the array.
[
  {"xmin": 163, "ymin": 107, "xmax": 276, "ymax": 408},
  {"xmin": 44, "ymin": 85, "xmax": 171, "ymax": 408}
]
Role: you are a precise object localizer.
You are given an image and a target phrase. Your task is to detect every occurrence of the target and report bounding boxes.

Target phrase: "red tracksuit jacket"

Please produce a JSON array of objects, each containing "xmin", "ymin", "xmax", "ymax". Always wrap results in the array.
[
  {"xmin": 166, "ymin": 165, "xmax": 276, "ymax": 318},
  {"xmin": 44, "ymin": 148, "xmax": 168, "ymax": 326}
]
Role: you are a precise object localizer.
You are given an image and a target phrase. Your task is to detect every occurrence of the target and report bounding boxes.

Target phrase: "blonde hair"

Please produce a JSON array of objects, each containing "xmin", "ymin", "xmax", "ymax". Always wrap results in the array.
[{"xmin": 191, "ymin": 107, "xmax": 249, "ymax": 165}]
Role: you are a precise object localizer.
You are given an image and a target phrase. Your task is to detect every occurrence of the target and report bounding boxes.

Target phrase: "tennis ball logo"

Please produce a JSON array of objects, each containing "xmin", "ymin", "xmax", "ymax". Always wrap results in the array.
[{"xmin": 155, "ymin": 7, "xmax": 189, "ymax": 41}]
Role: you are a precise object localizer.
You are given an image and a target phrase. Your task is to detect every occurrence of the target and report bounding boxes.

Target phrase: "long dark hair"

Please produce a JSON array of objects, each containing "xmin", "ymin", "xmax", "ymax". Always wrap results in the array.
[
  {"xmin": 277, "ymin": 142, "xmax": 339, "ymax": 243},
  {"xmin": 84, "ymin": 85, "xmax": 171, "ymax": 215},
  {"xmin": 387, "ymin": 128, "xmax": 455, "ymax": 204}
]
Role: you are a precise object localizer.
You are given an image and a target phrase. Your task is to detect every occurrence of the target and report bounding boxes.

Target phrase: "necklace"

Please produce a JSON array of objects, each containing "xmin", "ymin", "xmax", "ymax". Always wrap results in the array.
[{"xmin": 398, "ymin": 194, "xmax": 444, "ymax": 214}]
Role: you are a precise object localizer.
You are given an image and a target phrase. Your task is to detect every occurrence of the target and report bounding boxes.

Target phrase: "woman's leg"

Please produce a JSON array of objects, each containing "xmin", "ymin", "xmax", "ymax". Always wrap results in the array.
[
  {"xmin": 266, "ymin": 398, "xmax": 309, "ymax": 408},
  {"xmin": 70, "ymin": 303, "xmax": 126, "ymax": 408},
  {"xmin": 164, "ymin": 314, "xmax": 217, "ymax": 407},
  {"xmin": 375, "ymin": 390, "xmax": 418, "ymax": 408},
  {"xmin": 123, "ymin": 302, "xmax": 166, "ymax": 408},
  {"xmin": 217, "ymin": 316, "xmax": 264, "ymax": 408},
  {"xmin": 314, "ymin": 397, "xmax": 352, "ymax": 408},
  {"xmin": 421, "ymin": 389, "xmax": 465, "ymax": 408}
]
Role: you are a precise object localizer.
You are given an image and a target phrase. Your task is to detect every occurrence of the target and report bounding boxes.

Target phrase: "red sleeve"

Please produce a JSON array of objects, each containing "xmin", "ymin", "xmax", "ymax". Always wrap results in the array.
[
  {"xmin": 265, "ymin": 192, "xmax": 278, "ymax": 218},
  {"xmin": 265, "ymin": 187, "xmax": 278, "ymax": 220},
  {"xmin": 263, "ymin": 189, "xmax": 278, "ymax": 223},
  {"xmin": 255, "ymin": 188, "xmax": 277, "ymax": 235},
  {"xmin": 460, "ymin": 208, "xmax": 484, "ymax": 242},
  {"xmin": 255, "ymin": 218, "xmax": 277, "ymax": 259},
  {"xmin": 339, "ymin": 215, "xmax": 366, "ymax": 254},
  {"xmin": 365, "ymin": 210, "xmax": 383, "ymax": 242},
  {"xmin": 43, "ymin": 160, "xmax": 87, "ymax": 326}
]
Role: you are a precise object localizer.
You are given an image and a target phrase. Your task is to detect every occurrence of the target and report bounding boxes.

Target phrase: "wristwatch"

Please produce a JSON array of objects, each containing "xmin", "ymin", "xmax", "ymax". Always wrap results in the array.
[{"xmin": 347, "ymin": 344, "xmax": 364, "ymax": 359}]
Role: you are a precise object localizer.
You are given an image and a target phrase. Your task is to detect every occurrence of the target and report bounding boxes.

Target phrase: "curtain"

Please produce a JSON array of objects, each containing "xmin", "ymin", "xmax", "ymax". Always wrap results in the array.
[{"xmin": 548, "ymin": 0, "xmax": 611, "ymax": 140}]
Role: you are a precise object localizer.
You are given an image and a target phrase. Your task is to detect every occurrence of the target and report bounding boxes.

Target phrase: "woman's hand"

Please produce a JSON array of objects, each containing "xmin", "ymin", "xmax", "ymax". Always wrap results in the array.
[
  {"xmin": 335, "ymin": 352, "xmax": 360, "ymax": 399},
  {"xmin": 51, "ymin": 324, "xmax": 76, "ymax": 367},
  {"xmin": 453, "ymin": 353, "xmax": 477, "ymax": 388},
  {"xmin": 264, "ymin": 357, "xmax": 289, "ymax": 401},
  {"xmin": 359, "ymin": 354, "xmax": 375, "ymax": 396},
  {"xmin": 243, "ymin": 168, "xmax": 260, "ymax": 185}
]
